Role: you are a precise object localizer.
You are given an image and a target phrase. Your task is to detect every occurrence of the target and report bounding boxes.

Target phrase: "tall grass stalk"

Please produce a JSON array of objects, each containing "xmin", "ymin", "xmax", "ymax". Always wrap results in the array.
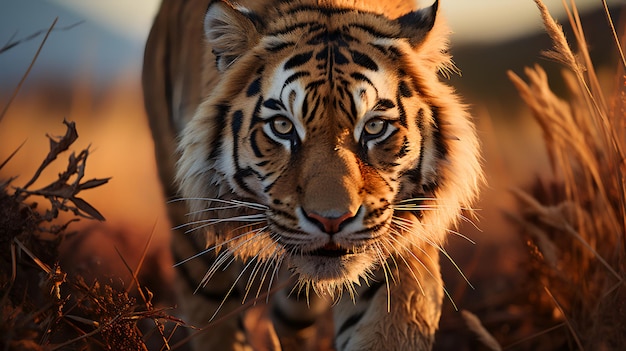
[{"xmin": 508, "ymin": 0, "xmax": 625, "ymax": 348}]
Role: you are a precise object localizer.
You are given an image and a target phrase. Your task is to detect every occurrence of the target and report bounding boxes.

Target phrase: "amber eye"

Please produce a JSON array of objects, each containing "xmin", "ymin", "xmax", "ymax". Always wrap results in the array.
[
  {"xmin": 270, "ymin": 116, "xmax": 294, "ymax": 138},
  {"xmin": 363, "ymin": 118, "xmax": 387, "ymax": 137}
]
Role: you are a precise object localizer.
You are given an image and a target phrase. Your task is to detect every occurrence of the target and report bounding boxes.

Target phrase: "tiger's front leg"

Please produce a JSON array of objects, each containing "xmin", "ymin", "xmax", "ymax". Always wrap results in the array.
[{"xmin": 332, "ymin": 244, "xmax": 443, "ymax": 351}]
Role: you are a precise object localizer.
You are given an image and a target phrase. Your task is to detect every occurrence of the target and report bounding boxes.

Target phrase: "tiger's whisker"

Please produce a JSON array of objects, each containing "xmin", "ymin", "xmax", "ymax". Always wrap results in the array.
[
  {"xmin": 186, "ymin": 205, "xmax": 262, "ymax": 216},
  {"xmin": 391, "ymin": 215, "xmax": 476, "ymax": 245},
  {"xmin": 174, "ymin": 226, "xmax": 267, "ymax": 267},
  {"xmin": 265, "ymin": 240, "xmax": 286, "ymax": 303},
  {"xmin": 387, "ymin": 226, "xmax": 460, "ymax": 310},
  {"xmin": 391, "ymin": 217, "xmax": 473, "ymax": 289},
  {"xmin": 174, "ymin": 214, "xmax": 266, "ymax": 231},
  {"xmin": 381, "ymin": 237, "xmax": 426, "ymax": 296},
  {"xmin": 169, "ymin": 197, "xmax": 268, "ymax": 211},
  {"xmin": 200, "ymin": 232, "xmax": 267, "ymax": 288},
  {"xmin": 209, "ymin": 254, "xmax": 258, "ymax": 321}
]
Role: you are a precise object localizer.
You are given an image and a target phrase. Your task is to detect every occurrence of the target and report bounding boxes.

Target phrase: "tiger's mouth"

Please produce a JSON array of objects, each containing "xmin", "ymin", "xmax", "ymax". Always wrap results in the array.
[{"xmin": 305, "ymin": 243, "xmax": 354, "ymax": 257}]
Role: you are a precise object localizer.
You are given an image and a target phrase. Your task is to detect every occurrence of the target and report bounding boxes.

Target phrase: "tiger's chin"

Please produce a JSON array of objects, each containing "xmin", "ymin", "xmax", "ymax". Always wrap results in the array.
[{"xmin": 289, "ymin": 249, "xmax": 381, "ymax": 297}]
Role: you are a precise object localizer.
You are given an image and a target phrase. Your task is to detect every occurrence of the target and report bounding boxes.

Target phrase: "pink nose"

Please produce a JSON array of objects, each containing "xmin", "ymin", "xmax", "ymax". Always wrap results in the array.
[{"xmin": 306, "ymin": 211, "xmax": 356, "ymax": 234}]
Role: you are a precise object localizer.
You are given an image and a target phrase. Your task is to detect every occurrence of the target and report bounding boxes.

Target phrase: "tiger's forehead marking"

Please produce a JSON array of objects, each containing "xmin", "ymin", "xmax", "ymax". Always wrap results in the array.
[{"xmin": 260, "ymin": 20, "xmax": 400, "ymax": 136}]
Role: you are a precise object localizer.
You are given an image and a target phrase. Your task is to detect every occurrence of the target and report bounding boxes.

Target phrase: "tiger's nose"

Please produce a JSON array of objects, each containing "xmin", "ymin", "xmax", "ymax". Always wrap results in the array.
[{"xmin": 305, "ymin": 210, "xmax": 357, "ymax": 235}]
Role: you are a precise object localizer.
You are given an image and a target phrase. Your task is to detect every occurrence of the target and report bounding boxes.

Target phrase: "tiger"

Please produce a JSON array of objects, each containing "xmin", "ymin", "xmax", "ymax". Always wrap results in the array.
[{"xmin": 142, "ymin": 0, "xmax": 482, "ymax": 350}]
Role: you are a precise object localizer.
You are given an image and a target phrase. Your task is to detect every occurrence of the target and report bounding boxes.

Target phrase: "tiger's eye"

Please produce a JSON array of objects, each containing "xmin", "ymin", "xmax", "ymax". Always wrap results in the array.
[
  {"xmin": 364, "ymin": 118, "xmax": 386, "ymax": 136},
  {"xmin": 271, "ymin": 116, "xmax": 294, "ymax": 137}
]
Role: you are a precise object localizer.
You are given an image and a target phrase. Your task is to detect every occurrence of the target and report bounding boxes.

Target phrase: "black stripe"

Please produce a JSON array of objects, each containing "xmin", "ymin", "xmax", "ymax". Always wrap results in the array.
[
  {"xmin": 271, "ymin": 304, "xmax": 318, "ymax": 330},
  {"xmin": 387, "ymin": 46, "xmax": 404, "ymax": 60},
  {"xmin": 208, "ymin": 104, "xmax": 230, "ymax": 160},
  {"xmin": 396, "ymin": 90, "xmax": 408, "ymax": 127},
  {"xmin": 234, "ymin": 167, "xmax": 259, "ymax": 196},
  {"xmin": 350, "ymin": 50, "xmax": 378, "ymax": 71},
  {"xmin": 348, "ymin": 93, "xmax": 358, "ymax": 122},
  {"xmin": 260, "ymin": 171, "xmax": 274, "ymax": 181},
  {"xmin": 307, "ymin": 95, "xmax": 321, "ymax": 123},
  {"xmin": 369, "ymin": 43, "xmax": 388, "ymax": 55},
  {"xmin": 350, "ymin": 72, "xmax": 373, "ymax": 86},
  {"xmin": 284, "ymin": 51, "xmax": 314, "ymax": 70},
  {"xmin": 231, "ymin": 109, "xmax": 244, "ymax": 136},
  {"xmin": 334, "ymin": 49, "xmax": 349, "ymax": 65},
  {"xmin": 250, "ymin": 130, "xmax": 264, "ymax": 158},
  {"xmin": 283, "ymin": 71, "xmax": 311, "ymax": 87},
  {"xmin": 263, "ymin": 98, "xmax": 284, "ymax": 111},
  {"xmin": 431, "ymin": 106, "xmax": 448, "ymax": 158},
  {"xmin": 361, "ymin": 279, "xmax": 385, "ymax": 299},
  {"xmin": 337, "ymin": 100, "xmax": 352, "ymax": 122},
  {"xmin": 374, "ymin": 98, "xmax": 395, "ymax": 111},
  {"xmin": 395, "ymin": 136, "xmax": 410, "ymax": 159},
  {"xmin": 267, "ymin": 21, "xmax": 317, "ymax": 36},
  {"xmin": 340, "ymin": 337, "xmax": 350, "ymax": 351},
  {"xmin": 231, "ymin": 109, "xmax": 257, "ymax": 195},
  {"xmin": 306, "ymin": 79, "xmax": 325, "ymax": 91},
  {"xmin": 246, "ymin": 77, "xmax": 262, "ymax": 97},
  {"xmin": 348, "ymin": 23, "xmax": 396, "ymax": 39},
  {"xmin": 399, "ymin": 80, "xmax": 413, "ymax": 98},
  {"xmin": 266, "ymin": 41, "xmax": 294, "ymax": 52},
  {"xmin": 283, "ymin": 5, "xmax": 351, "ymax": 16},
  {"xmin": 337, "ymin": 311, "xmax": 365, "ymax": 336},
  {"xmin": 301, "ymin": 98, "xmax": 309, "ymax": 121},
  {"xmin": 250, "ymin": 95, "xmax": 265, "ymax": 129},
  {"xmin": 267, "ymin": 206, "xmax": 298, "ymax": 221}
]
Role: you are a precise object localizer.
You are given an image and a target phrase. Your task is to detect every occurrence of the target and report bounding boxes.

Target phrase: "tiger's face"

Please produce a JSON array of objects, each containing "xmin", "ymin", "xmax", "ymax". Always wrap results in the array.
[{"xmin": 177, "ymin": 0, "xmax": 481, "ymax": 294}]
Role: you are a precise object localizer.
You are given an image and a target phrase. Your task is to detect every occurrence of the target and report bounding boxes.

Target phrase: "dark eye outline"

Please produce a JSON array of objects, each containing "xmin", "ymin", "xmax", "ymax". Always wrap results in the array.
[
  {"xmin": 268, "ymin": 115, "xmax": 296, "ymax": 140},
  {"xmin": 361, "ymin": 118, "xmax": 389, "ymax": 141}
]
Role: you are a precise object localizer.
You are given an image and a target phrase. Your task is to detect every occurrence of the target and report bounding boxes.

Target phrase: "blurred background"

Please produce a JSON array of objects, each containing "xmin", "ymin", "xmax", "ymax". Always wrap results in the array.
[{"xmin": 0, "ymin": 0, "xmax": 624, "ymax": 348}]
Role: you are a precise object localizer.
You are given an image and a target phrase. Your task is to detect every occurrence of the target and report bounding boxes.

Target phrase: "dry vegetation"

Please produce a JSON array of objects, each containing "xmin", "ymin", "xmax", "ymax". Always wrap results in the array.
[
  {"xmin": 1, "ymin": 0, "xmax": 625, "ymax": 350},
  {"xmin": 0, "ymin": 23, "xmax": 182, "ymax": 351},
  {"xmin": 503, "ymin": 0, "xmax": 625, "ymax": 349},
  {"xmin": 0, "ymin": 122, "xmax": 185, "ymax": 350}
]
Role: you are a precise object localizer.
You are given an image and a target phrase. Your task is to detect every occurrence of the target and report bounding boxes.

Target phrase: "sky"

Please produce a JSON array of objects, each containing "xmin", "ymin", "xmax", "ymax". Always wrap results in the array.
[
  {"xmin": 46, "ymin": 0, "xmax": 618, "ymax": 43},
  {"xmin": 0, "ymin": 0, "xmax": 621, "ymax": 88}
]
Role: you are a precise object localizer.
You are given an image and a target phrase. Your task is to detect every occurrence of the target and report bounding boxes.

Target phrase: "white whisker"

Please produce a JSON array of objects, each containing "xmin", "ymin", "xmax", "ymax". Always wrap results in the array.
[
  {"xmin": 169, "ymin": 197, "xmax": 268, "ymax": 211},
  {"xmin": 173, "ymin": 214, "xmax": 266, "ymax": 232},
  {"xmin": 387, "ymin": 224, "xmax": 459, "ymax": 310},
  {"xmin": 199, "ymin": 232, "xmax": 267, "ymax": 288},
  {"xmin": 392, "ymin": 215, "xmax": 476, "ymax": 245},
  {"xmin": 173, "ymin": 225, "xmax": 267, "ymax": 267},
  {"xmin": 394, "ymin": 197, "xmax": 439, "ymax": 204},
  {"xmin": 209, "ymin": 256, "xmax": 256, "ymax": 321},
  {"xmin": 381, "ymin": 237, "xmax": 425, "ymax": 296},
  {"xmin": 391, "ymin": 216, "xmax": 473, "ymax": 288},
  {"xmin": 263, "ymin": 255, "xmax": 284, "ymax": 304},
  {"xmin": 186, "ymin": 204, "xmax": 260, "ymax": 216}
]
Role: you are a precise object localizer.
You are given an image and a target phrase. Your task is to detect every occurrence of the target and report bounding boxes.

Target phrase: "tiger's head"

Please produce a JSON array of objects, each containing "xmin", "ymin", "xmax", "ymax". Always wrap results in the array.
[{"xmin": 176, "ymin": 0, "xmax": 482, "ymax": 295}]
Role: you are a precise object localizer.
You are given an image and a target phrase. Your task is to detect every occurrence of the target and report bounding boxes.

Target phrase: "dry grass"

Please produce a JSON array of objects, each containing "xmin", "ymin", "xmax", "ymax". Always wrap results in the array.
[
  {"xmin": 506, "ymin": 0, "xmax": 626, "ymax": 349},
  {"xmin": 0, "ymin": 24, "xmax": 183, "ymax": 351},
  {"xmin": 0, "ymin": 120, "xmax": 185, "ymax": 351}
]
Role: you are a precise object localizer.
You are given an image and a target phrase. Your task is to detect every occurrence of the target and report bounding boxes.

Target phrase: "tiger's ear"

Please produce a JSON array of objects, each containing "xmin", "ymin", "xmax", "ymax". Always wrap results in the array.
[
  {"xmin": 396, "ymin": 0, "xmax": 453, "ymax": 73},
  {"xmin": 395, "ymin": 0, "xmax": 439, "ymax": 46},
  {"xmin": 204, "ymin": 1, "xmax": 262, "ymax": 71}
]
